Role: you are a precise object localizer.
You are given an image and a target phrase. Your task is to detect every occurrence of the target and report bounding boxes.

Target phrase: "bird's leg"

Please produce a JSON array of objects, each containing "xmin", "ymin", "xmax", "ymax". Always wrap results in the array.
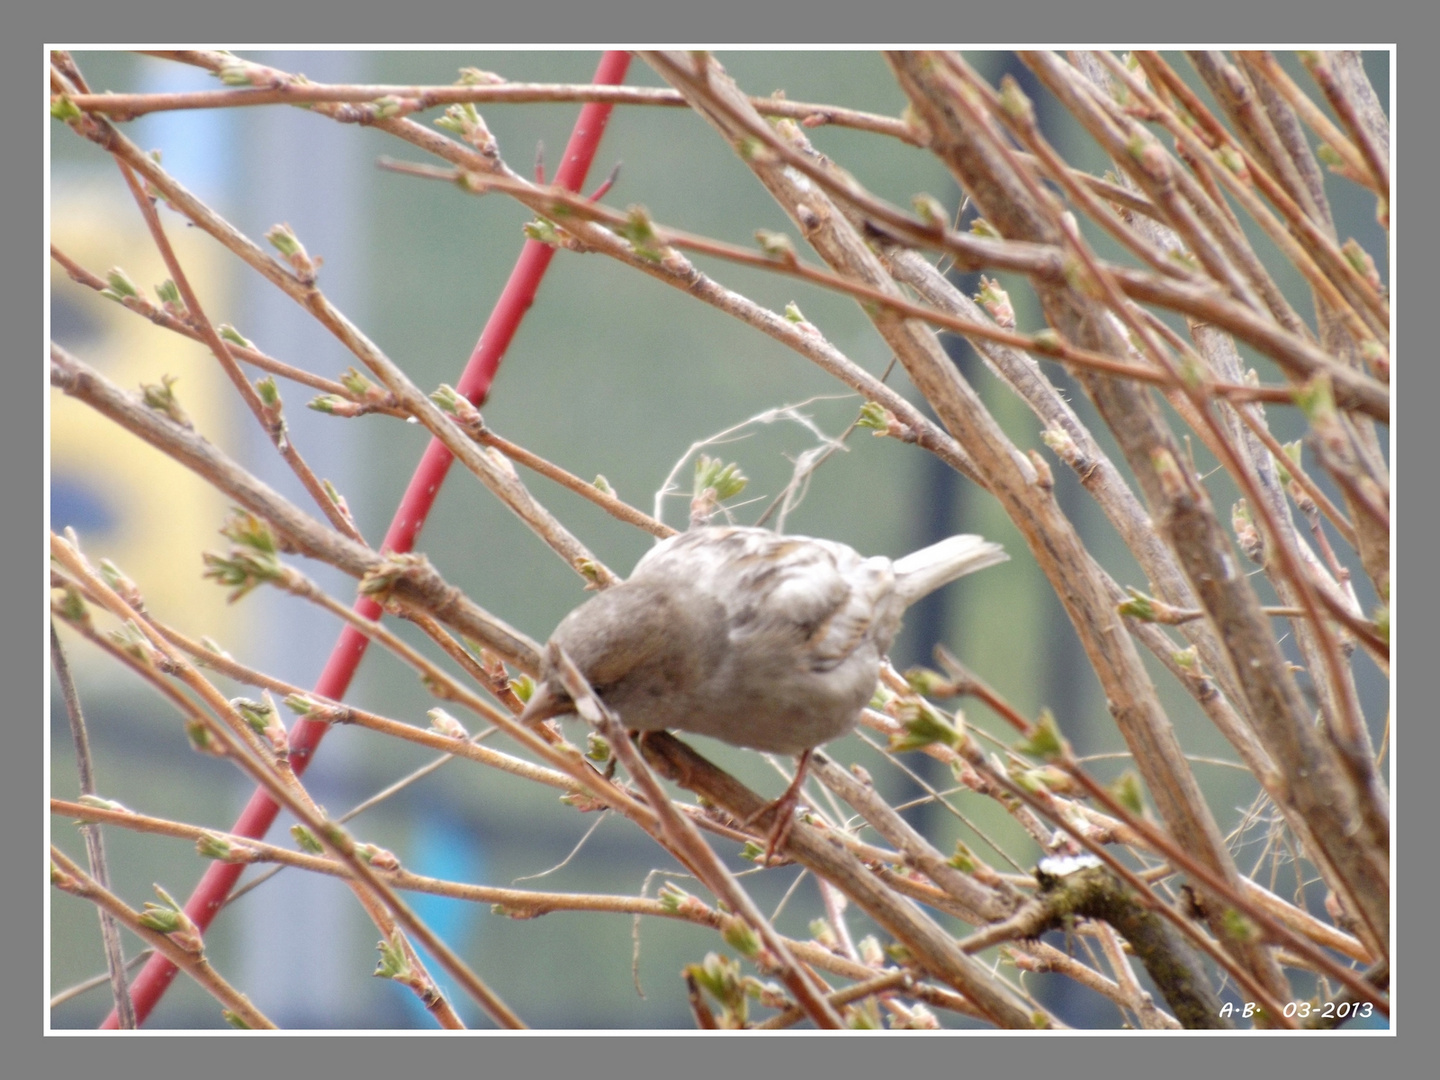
[
  {"xmin": 747, "ymin": 748, "xmax": 813, "ymax": 865},
  {"xmin": 602, "ymin": 746, "xmax": 621, "ymax": 782}
]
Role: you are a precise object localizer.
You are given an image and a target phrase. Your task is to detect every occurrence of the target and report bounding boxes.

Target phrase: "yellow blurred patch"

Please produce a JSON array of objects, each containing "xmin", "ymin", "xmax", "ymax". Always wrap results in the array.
[{"xmin": 51, "ymin": 181, "xmax": 247, "ymax": 651}]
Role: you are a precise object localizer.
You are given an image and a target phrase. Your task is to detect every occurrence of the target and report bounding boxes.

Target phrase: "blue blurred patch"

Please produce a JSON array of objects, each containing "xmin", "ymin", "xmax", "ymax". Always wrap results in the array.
[
  {"xmin": 396, "ymin": 814, "xmax": 487, "ymax": 1027},
  {"xmin": 51, "ymin": 476, "xmax": 119, "ymax": 535}
]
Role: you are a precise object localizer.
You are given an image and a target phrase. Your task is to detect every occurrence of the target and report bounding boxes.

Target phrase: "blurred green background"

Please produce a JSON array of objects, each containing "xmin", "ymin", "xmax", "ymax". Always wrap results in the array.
[{"xmin": 50, "ymin": 50, "xmax": 1388, "ymax": 1029}]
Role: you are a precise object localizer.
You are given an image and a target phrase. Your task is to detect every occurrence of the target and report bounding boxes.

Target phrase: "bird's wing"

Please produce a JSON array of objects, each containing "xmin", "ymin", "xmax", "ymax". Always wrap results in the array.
[
  {"xmin": 640, "ymin": 528, "xmax": 895, "ymax": 672},
  {"xmin": 789, "ymin": 546, "xmax": 895, "ymax": 671}
]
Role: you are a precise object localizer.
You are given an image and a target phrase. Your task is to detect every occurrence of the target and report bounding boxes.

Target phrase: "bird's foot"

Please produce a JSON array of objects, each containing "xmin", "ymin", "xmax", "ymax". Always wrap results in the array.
[{"xmin": 744, "ymin": 749, "xmax": 812, "ymax": 866}]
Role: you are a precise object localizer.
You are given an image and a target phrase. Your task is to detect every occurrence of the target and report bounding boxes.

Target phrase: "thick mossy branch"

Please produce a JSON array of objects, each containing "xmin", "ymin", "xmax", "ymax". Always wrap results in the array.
[{"xmin": 1034, "ymin": 864, "xmax": 1230, "ymax": 1030}]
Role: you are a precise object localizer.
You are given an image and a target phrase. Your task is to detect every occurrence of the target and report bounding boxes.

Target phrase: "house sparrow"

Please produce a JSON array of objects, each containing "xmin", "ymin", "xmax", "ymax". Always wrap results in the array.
[{"xmin": 519, "ymin": 526, "xmax": 1006, "ymax": 852}]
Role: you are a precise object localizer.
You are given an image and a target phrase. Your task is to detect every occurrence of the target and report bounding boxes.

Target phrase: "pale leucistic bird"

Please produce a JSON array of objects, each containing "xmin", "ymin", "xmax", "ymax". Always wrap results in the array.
[{"xmin": 519, "ymin": 526, "xmax": 1007, "ymax": 856}]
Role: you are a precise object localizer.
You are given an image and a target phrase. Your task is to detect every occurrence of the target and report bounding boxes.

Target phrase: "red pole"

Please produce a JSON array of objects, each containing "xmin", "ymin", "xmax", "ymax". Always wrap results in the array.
[{"xmin": 104, "ymin": 50, "xmax": 632, "ymax": 1028}]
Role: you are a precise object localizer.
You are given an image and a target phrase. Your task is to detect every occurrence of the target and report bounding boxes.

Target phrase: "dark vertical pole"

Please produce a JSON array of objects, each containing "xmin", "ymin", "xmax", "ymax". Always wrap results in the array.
[{"xmin": 902, "ymin": 54, "xmax": 1106, "ymax": 1028}]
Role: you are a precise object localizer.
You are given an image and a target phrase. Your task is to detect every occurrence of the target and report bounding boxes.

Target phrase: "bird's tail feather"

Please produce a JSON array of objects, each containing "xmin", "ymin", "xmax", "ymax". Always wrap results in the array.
[{"xmin": 893, "ymin": 534, "xmax": 1007, "ymax": 607}]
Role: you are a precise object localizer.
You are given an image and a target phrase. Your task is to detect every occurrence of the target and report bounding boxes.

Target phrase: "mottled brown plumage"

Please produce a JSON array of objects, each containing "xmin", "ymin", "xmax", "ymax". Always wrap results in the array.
[{"xmin": 520, "ymin": 526, "xmax": 1006, "ymax": 753}]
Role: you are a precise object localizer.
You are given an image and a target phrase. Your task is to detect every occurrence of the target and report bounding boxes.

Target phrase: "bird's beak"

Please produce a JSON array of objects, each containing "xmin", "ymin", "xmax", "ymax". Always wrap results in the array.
[{"xmin": 517, "ymin": 680, "xmax": 571, "ymax": 728}]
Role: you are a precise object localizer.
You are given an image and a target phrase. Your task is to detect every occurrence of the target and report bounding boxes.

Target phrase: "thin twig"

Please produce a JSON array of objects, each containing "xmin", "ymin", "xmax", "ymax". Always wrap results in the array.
[
  {"xmin": 50, "ymin": 245, "xmax": 363, "ymax": 399},
  {"xmin": 50, "ymin": 951, "xmax": 154, "ymax": 1010},
  {"xmin": 50, "ymin": 621, "xmax": 136, "ymax": 1028},
  {"xmin": 51, "ymin": 532, "xmax": 520, "ymax": 1029},
  {"xmin": 50, "ymin": 848, "xmax": 275, "ymax": 1029},
  {"xmin": 548, "ymin": 644, "xmax": 847, "ymax": 1029}
]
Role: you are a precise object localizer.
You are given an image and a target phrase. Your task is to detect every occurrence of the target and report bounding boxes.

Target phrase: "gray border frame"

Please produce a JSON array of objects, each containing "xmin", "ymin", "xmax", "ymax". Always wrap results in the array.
[{"xmin": 18, "ymin": 5, "xmax": 1425, "ymax": 1077}]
